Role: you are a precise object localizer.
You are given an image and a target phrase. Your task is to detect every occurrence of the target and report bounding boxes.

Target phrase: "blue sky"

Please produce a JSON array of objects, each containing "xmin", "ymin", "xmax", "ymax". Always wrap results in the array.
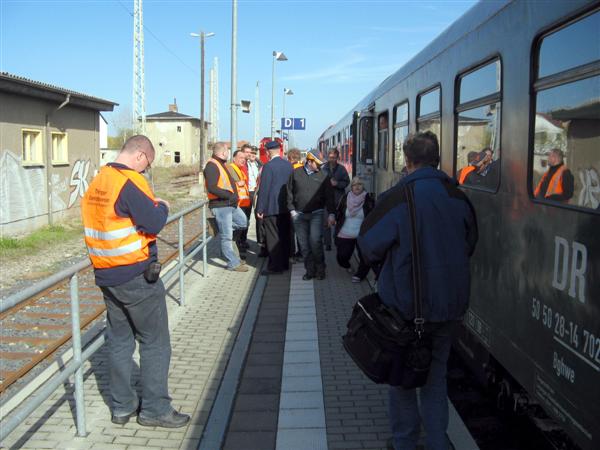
[{"xmin": 1, "ymin": 0, "xmax": 476, "ymax": 148}]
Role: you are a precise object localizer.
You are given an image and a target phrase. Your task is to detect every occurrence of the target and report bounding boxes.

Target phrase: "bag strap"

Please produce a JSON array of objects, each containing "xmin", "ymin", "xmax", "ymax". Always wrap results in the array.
[{"xmin": 406, "ymin": 183, "xmax": 425, "ymax": 336}]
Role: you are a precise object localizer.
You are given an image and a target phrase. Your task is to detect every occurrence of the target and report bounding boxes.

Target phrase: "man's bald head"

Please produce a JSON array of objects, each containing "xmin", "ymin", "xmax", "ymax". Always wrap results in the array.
[
  {"xmin": 212, "ymin": 141, "xmax": 230, "ymax": 160},
  {"xmin": 121, "ymin": 135, "xmax": 155, "ymax": 158}
]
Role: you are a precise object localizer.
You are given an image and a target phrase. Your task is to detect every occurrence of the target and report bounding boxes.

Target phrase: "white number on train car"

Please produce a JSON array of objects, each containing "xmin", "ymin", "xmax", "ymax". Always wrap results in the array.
[{"xmin": 552, "ymin": 236, "xmax": 587, "ymax": 304}]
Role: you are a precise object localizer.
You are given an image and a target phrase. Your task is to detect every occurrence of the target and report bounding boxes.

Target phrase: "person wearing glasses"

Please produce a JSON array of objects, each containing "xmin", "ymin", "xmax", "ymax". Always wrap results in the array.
[{"xmin": 81, "ymin": 135, "xmax": 190, "ymax": 428}]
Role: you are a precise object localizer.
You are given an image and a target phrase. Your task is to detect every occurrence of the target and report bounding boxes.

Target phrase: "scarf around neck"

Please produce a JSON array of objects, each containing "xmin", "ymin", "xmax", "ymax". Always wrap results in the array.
[{"xmin": 346, "ymin": 190, "xmax": 367, "ymax": 217}]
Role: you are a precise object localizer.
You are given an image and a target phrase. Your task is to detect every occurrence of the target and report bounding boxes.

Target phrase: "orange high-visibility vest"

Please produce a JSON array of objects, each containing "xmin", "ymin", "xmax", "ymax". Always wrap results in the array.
[
  {"xmin": 534, "ymin": 165, "xmax": 566, "ymax": 198},
  {"xmin": 458, "ymin": 166, "xmax": 476, "ymax": 185},
  {"xmin": 81, "ymin": 166, "xmax": 157, "ymax": 269},
  {"xmin": 205, "ymin": 158, "xmax": 235, "ymax": 200},
  {"xmin": 228, "ymin": 163, "xmax": 251, "ymax": 207}
]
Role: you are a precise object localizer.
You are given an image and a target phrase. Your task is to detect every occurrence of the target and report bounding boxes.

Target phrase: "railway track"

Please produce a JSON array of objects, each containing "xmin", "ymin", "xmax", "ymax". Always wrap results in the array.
[{"xmin": 0, "ymin": 206, "xmax": 206, "ymax": 395}]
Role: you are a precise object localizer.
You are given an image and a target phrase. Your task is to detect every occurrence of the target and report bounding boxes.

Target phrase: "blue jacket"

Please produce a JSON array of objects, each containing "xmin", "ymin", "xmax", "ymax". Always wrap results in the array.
[
  {"xmin": 358, "ymin": 167, "xmax": 478, "ymax": 322},
  {"xmin": 256, "ymin": 156, "xmax": 293, "ymax": 216}
]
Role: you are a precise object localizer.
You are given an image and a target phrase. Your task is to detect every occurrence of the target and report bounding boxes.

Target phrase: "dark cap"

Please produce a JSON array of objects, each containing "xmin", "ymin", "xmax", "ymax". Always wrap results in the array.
[{"xmin": 265, "ymin": 140, "xmax": 280, "ymax": 150}]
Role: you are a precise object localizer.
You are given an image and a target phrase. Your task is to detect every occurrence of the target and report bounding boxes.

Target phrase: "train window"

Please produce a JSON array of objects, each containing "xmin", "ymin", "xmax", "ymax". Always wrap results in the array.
[
  {"xmin": 377, "ymin": 112, "xmax": 389, "ymax": 169},
  {"xmin": 532, "ymin": 11, "xmax": 600, "ymax": 212},
  {"xmin": 456, "ymin": 59, "xmax": 502, "ymax": 190},
  {"xmin": 417, "ymin": 87, "xmax": 441, "ymax": 140},
  {"xmin": 359, "ymin": 116, "xmax": 374, "ymax": 164},
  {"xmin": 459, "ymin": 60, "xmax": 500, "ymax": 104},
  {"xmin": 538, "ymin": 11, "xmax": 599, "ymax": 79},
  {"xmin": 393, "ymin": 102, "xmax": 409, "ymax": 173}
]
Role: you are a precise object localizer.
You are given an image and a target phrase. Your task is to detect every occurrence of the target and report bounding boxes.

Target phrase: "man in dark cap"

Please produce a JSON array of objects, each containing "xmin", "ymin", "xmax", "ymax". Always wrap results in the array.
[
  {"xmin": 287, "ymin": 149, "xmax": 335, "ymax": 280},
  {"xmin": 256, "ymin": 141, "xmax": 293, "ymax": 274}
]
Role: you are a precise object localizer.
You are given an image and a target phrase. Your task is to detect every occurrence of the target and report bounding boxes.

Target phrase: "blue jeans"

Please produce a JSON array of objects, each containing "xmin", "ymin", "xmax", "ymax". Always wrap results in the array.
[
  {"xmin": 100, "ymin": 274, "xmax": 172, "ymax": 418},
  {"xmin": 388, "ymin": 321, "xmax": 459, "ymax": 450},
  {"xmin": 212, "ymin": 206, "xmax": 248, "ymax": 269},
  {"xmin": 293, "ymin": 210, "xmax": 325, "ymax": 276}
]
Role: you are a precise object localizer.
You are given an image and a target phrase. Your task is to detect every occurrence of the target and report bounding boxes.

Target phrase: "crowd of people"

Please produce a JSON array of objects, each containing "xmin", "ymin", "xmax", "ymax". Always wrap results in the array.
[{"xmin": 82, "ymin": 132, "xmax": 478, "ymax": 450}]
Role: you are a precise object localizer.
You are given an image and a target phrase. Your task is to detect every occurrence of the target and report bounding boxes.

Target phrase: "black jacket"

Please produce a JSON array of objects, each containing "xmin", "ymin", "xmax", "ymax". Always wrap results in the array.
[
  {"xmin": 204, "ymin": 156, "xmax": 239, "ymax": 208},
  {"xmin": 334, "ymin": 192, "xmax": 375, "ymax": 237},
  {"xmin": 286, "ymin": 165, "xmax": 335, "ymax": 214},
  {"xmin": 256, "ymin": 156, "xmax": 293, "ymax": 216}
]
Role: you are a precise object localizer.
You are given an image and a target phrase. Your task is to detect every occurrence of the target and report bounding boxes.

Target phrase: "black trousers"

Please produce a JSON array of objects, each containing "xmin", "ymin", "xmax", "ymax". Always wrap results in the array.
[
  {"xmin": 335, "ymin": 237, "xmax": 370, "ymax": 279},
  {"xmin": 263, "ymin": 214, "xmax": 291, "ymax": 272},
  {"xmin": 239, "ymin": 205, "xmax": 252, "ymax": 244}
]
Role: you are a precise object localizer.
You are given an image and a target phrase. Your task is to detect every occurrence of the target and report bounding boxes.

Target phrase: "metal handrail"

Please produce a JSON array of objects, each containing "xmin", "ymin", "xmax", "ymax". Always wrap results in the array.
[{"xmin": 0, "ymin": 200, "xmax": 212, "ymax": 441}]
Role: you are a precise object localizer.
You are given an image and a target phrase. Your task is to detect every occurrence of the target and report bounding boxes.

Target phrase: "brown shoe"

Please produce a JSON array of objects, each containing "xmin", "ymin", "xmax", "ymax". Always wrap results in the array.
[{"xmin": 231, "ymin": 264, "xmax": 249, "ymax": 272}]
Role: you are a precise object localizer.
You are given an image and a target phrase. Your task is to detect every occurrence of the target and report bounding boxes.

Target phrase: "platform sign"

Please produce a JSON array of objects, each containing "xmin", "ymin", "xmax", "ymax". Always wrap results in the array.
[{"xmin": 281, "ymin": 118, "xmax": 306, "ymax": 130}]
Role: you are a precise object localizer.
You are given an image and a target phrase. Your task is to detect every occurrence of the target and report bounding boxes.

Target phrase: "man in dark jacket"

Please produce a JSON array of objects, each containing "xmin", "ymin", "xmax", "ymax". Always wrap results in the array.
[
  {"xmin": 321, "ymin": 148, "xmax": 350, "ymax": 251},
  {"xmin": 287, "ymin": 149, "xmax": 335, "ymax": 280},
  {"xmin": 256, "ymin": 141, "xmax": 293, "ymax": 274},
  {"xmin": 203, "ymin": 142, "xmax": 248, "ymax": 272},
  {"xmin": 358, "ymin": 132, "xmax": 478, "ymax": 450}
]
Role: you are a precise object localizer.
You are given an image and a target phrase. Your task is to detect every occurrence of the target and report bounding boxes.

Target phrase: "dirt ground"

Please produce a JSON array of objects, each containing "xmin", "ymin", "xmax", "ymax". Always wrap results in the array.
[{"xmin": 1, "ymin": 169, "xmax": 203, "ymax": 298}]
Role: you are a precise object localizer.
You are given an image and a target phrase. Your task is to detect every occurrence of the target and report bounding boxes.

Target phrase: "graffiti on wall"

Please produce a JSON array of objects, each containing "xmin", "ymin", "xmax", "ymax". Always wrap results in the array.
[
  {"xmin": 578, "ymin": 167, "xmax": 600, "ymax": 210},
  {"xmin": 68, "ymin": 159, "xmax": 91, "ymax": 208}
]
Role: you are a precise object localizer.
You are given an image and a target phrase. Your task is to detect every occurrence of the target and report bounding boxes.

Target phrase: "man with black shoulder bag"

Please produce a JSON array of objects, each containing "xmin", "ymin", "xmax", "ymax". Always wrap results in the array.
[{"xmin": 354, "ymin": 131, "xmax": 478, "ymax": 450}]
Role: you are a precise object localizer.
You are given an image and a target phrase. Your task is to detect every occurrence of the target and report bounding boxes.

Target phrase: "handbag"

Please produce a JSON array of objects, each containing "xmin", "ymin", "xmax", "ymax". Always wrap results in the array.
[{"xmin": 342, "ymin": 183, "xmax": 433, "ymax": 388}]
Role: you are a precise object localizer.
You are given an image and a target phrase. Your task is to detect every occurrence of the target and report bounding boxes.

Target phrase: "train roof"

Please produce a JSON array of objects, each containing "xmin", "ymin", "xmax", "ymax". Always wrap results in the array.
[{"xmin": 324, "ymin": 0, "xmax": 512, "ymax": 135}]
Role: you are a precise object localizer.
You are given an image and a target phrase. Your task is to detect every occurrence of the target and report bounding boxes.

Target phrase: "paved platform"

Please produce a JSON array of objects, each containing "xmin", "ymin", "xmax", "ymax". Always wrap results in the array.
[{"xmin": 1, "ymin": 232, "xmax": 477, "ymax": 450}]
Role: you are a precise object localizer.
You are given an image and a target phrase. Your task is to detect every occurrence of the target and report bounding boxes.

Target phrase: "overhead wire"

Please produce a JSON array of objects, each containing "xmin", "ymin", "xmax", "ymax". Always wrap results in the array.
[{"xmin": 117, "ymin": 0, "xmax": 199, "ymax": 76}]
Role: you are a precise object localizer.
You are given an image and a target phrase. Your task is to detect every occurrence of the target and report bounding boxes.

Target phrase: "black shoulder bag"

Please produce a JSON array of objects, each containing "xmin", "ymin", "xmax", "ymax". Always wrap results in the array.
[{"xmin": 342, "ymin": 183, "xmax": 433, "ymax": 388}]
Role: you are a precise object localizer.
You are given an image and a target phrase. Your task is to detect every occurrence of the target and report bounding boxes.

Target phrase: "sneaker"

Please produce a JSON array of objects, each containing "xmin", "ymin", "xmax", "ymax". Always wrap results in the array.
[
  {"xmin": 351, "ymin": 276, "xmax": 361, "ymax": 283},
  {"xmin": 302, "ymin": 273, "xmax": 314, "ymax": 281},
  {"xmin": 137, "ymin": 409, "xmax": 190, "ymax": 428},
  {"xmin": 231, "ymin": 264, "xmax": 249, "ymax": 272}
]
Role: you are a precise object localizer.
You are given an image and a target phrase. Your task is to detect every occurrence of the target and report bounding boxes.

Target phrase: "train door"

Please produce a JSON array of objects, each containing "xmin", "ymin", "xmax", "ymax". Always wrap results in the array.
[{"xmin": 354, "ymin": 110, "xmax": 375, "ymax": 194}]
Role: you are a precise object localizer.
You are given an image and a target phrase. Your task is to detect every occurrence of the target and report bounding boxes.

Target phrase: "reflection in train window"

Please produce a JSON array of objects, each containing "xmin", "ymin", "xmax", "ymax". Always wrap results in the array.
[
  {"xmin": 533, "ymin": 10, "xmax": 600, "ymax": 212},
  {"xmin": 377, "ymin": 112, "xmax": 389, "ymax": 169},
  {"xmin": 393, "ymin": 102, "xmax": 409, "ymax": 173},
  {"xmin": 533, "ymin": 77, "xmax": 600, "ymax": 210},
  {"xmin": 417, "ymin": 87, "xmax": 441, "ymax": 142},
  {"xmin": 456, "ymin": 59, "xmax": 502, "ymax": 190}
]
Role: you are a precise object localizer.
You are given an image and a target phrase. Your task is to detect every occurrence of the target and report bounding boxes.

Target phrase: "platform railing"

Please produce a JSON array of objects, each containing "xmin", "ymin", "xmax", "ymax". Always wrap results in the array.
[{"xmin": 0, "ymin": 200, "xmax": 212, "ymax": 441}]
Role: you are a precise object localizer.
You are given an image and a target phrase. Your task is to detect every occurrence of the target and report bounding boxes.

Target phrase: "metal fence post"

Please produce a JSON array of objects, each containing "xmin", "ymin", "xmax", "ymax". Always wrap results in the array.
[
  {"xmin": 202, "ymin": 203, "xmax": 208, "ymax": 277},
  {"xmin": 178, "ymin": 216, "xmax": 185, "ymax": 306},
  {"xmin": 69, "ymin": 274, "xmax": 87, "ymax": 437}
]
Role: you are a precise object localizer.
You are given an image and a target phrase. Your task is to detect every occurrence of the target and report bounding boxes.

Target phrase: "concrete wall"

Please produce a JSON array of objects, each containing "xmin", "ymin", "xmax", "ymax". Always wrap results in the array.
[{"xmin": 0, "ymin": 92, "xmax": 100, "ymax": 236}]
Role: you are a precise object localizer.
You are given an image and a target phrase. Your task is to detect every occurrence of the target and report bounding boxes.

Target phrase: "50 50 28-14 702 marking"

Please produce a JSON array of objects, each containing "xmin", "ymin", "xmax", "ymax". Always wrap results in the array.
[{"xmin": 531, "ymin": 297, "xmax": 600, "ymax": 371}]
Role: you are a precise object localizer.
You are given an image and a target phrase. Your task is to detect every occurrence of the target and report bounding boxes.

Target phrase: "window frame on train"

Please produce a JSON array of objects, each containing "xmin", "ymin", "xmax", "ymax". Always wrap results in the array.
[
  {"xmin": 454, "ymin": 55, "xmax": 503, "ymax": 193},
  {"xmin": 529, "ymin": 6, "xmax": 600, "ymax": 214},
  {"xmin": 377, "ymin": 110, "xmax": 389, "ymax": 170},
  {"xmin": 416, "ymin": 84, "xmax": 442, "ymax": 163},
  {"xmin": 392, "ymin": 100, "xmax": 409, "ymax": 174}
]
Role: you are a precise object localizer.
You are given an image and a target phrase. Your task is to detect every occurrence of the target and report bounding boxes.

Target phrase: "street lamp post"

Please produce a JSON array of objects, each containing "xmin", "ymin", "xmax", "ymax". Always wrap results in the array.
[
  {"xmin": 282, "ymin": 88, "xmax": 293, "ymax": 151},
  {"xmin": 271, "ymin": 51, "xmax": 287, "ymax": 139},
  {"xmin": 190, "ymin": 31, "xmax": 215, "ymax": 171}
]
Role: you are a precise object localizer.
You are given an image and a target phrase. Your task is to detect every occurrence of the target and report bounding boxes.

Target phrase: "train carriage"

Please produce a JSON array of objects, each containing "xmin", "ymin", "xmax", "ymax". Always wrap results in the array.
[{"xmin": 318, "ymin": 1, "xmax": 599, "ymax": 449}]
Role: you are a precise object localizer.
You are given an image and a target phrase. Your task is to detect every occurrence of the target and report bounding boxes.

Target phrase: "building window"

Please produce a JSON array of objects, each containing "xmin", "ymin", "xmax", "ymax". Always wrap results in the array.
[
  {"xmin": 455, "ymin": 59, "xmax": 501, "ymax": 190},
  {"xmin": 22, "ymin": 129, "xmax": 43, "ymax": 165},
  {"xmin": 51, "ymin": 132, "xmax": 68, "ymax": 164},
  {"xmin": 393, "ymin": 102, "xmax": 409, "ymax": 173},
  {"xmin": 531, "ymin": 9, "xmax": 599, "ymax": 211},
  {"xmin": 177, "ymin": 126, "xmax": 182, "ymax": 132},
  {"xmin": 174, "ymin": 151, "xmax": 181, "ymax": 164},
  {"xmin": 417, "ymin": 86, "xmax": 441, "ymax": 145},
  {"xmin": 377, "ymin": 112, "xmax": 389, "ymax": 169}
]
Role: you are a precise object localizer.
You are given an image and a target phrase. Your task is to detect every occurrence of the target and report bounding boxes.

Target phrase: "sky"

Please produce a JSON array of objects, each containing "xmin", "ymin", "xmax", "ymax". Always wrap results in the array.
[{"xmin": 0, "ymin": 0, "xmax": 476, "ymax": 149}]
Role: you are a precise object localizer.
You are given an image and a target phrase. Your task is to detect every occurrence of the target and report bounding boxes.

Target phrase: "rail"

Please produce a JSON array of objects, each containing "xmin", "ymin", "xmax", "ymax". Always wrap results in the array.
[{"xmin": 0, "ymin": 200, "xmax": 212, "ymax": 441}]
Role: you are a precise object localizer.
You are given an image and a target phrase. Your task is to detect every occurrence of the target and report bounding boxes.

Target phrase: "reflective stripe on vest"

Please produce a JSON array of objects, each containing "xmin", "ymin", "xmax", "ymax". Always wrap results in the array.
[
  {"xmin": 81, "ymin": 166, "xmax": 157, "ymax": 269},
  {"xmin": 229, "ymin": 163, "xmax": 251, "ymax": 207},
  {"xmin": 458, "ymin": 166, "xmax": 476, "ymax": 185},
  {"xmin": 205, "ymin": 158, "xmax": 234, "ymax": 200},
  {"xmin": 534, "ymin": 165, "xmax": 566, "ymax": 198}
]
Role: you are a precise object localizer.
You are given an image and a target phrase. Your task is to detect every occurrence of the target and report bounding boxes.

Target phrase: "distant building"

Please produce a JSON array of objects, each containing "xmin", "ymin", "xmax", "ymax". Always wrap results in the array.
[
  {"xmin": 0, "ymin": 72, "xmax": 117, "ymax": 236},
  {"xmin": 145, "ymin": 100, "xmax": 209, "ymax": 167}
]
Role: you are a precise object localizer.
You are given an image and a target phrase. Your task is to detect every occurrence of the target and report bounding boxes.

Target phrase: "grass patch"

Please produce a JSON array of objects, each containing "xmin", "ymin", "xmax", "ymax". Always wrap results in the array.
[{"xmin": 0, "ymin": 223, "xmax": 83, "ymax": 259}]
